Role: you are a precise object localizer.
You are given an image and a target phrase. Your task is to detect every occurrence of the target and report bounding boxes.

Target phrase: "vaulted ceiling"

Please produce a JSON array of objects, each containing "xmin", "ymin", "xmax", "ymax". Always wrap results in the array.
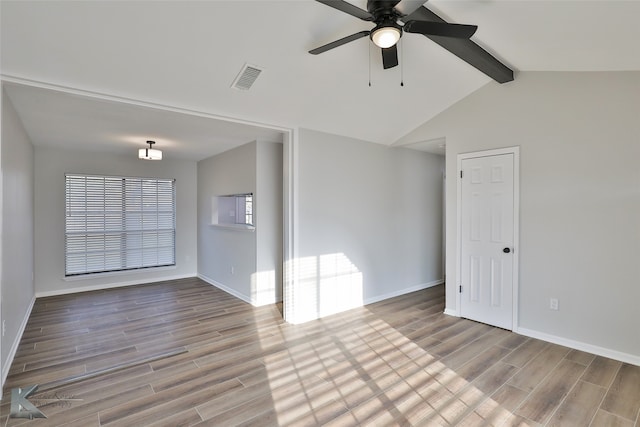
[{"xmin": 2, "ymin": 1, "xmax": 639, "ymax": 160}]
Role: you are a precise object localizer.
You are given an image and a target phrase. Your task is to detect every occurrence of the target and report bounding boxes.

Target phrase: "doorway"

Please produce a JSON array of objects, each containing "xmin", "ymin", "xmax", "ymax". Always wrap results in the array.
[{"xmin": 457, "ymin": 147, "xmax": 519, "ymax": 330}]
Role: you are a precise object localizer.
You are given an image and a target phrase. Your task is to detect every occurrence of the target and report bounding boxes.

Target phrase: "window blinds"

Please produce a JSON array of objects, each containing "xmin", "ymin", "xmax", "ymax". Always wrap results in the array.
[{"xmin": 65, "ymin": 174, "xmax": 176, "ymax": 276}]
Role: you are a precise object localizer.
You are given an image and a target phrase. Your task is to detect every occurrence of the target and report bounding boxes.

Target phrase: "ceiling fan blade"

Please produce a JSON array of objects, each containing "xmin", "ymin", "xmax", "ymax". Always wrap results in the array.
[
  {"xmin": 405, "ymin": 6, "xmax": 513, "ymax": 83},
  {"xmin": 394, "ymin": 0, "xmax": 427, "ymax": 17},
  {"xmin": 381, "ymin": 45, "xmax": 399, "ymax": 69},
  {"xmin": 403, "ymin": 20, "xmax": 477, "ymax": 39},
  {"xmin": 315, "ymin": 0, "xmax": 374, "ymax": 21},
  {"xmin": 309, "ymin": 31, "xmax": 370, "ymax": 55}
]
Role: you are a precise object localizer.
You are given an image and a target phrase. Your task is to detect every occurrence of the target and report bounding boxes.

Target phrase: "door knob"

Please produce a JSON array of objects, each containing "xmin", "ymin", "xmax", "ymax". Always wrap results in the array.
[{"xmin": 503, "ymin": 247, "xmax": 511, "ymax": 253}]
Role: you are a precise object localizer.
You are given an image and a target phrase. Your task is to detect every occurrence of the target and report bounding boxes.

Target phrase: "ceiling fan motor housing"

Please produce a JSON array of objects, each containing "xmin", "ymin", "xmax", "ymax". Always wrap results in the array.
[{"xmin": 367, "ymin": 0, "xmax": 402, "ymax": 18}]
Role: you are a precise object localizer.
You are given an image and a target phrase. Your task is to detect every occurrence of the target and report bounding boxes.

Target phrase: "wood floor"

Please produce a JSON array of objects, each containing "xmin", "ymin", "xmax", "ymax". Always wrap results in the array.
[{"xmin": 1, "ymin": 278, "xmax": 638, "ymax": 426}]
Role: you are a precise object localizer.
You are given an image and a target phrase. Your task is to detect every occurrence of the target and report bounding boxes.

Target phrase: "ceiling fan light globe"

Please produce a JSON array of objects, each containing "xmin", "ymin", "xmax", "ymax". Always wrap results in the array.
[{"xmin": 371, "ymin": 26, "xmax": 401, "ymax": 48}]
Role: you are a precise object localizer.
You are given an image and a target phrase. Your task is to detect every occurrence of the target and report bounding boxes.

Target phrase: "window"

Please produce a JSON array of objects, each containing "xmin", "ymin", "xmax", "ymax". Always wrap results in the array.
[
  {"xmin": 65, "ymin": 174, "xmax": 176, "ymax": 276},
  {"xmin": 237, "ymin": 193, "xmax": 253, "ymax": 226}
]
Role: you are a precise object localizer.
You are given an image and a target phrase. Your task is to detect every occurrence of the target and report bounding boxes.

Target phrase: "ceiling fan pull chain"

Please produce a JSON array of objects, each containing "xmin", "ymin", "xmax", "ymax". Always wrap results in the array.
[
  {"xmin": 368, "ymin": 41, "xmax": 372, "ymax": 87},
  {"xmin": 400, "ymin": 38, "xmax": 404, "ymax": 87}
]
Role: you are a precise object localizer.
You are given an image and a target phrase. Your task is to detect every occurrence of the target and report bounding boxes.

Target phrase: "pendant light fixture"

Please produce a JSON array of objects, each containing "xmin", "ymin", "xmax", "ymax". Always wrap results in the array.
[{"xmin": 138, "ymin": 140, "xmax": 162, "ymax": 160}]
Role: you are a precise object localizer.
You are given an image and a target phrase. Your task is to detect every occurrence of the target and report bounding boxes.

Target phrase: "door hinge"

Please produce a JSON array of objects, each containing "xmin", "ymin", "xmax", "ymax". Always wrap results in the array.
[
  {"xmin": 459, "ymin": 285, "xmax": 462, "ymax": 293},
  {"xmin": 460, "ymin": 170, "xmax": 463, "ymax": 178}
]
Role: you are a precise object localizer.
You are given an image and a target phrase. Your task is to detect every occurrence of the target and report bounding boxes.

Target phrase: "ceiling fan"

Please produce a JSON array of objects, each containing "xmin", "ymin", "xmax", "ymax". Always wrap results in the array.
[
  {"xmin": 310, "ymin": 0, "xmax": 477, "ymax": 69},
  {"xmin": 309, "ymin": 0, "xmax": 514, "ymax": 83}
]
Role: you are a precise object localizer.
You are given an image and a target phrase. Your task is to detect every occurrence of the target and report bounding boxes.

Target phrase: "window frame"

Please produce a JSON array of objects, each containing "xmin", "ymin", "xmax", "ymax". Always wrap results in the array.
[{"xmin": 64, "ymin": 173, "xmax": 176, "ymax": 277}]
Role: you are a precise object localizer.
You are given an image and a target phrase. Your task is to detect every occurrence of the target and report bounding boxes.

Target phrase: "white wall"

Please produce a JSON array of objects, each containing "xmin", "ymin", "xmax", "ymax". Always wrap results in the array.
[
  {"xmin": 288, "ymin": 128, "xmax": 444, "ymax": 322},
  {"xmin": 198, "ymin": 142, "xmax": 258, "ymax": 302},
  {"xmin": 34, "ymin": 147, "xmax": 197, "ymax": 295},
  {"xmin": 1, "ymin": 87, "xmax": 35, "ymax": 383},
  {"xmin": 256, "ymin": 142, "xmax": 283, "ymax": 304},
  {"xmin": 198, "ymin": 141, "xmax": 283, "ymax": 305},
  {"xmin": 397, "ymin": 71, "xmax": 640, "ymax": 362}
]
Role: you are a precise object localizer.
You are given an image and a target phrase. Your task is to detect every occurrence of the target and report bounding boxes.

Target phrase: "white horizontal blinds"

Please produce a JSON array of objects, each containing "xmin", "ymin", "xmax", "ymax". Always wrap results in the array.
[
  {"xmin": 122, "ymin": 178, "xmax": 175, "ymax": 269},
  {"xmin": 65, "ymin": 175, "xmax": 123, "ymax": 275},
  {"xmin": 65, "ymin": 174, "xmax": 176, "ymax": 276}
]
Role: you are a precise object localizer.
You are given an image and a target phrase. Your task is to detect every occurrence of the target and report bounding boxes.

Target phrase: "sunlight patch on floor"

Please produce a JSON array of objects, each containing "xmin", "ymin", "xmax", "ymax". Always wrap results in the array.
[{"xmin": 256, "ymin": 301, "xmax": 532, "ymax": 425}]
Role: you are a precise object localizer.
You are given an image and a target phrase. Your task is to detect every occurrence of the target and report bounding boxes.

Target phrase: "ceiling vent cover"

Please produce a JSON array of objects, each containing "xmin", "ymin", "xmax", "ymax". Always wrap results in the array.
[{"xmin": 231, "ymin": 63, "xmax": 263, "ymax": 90}]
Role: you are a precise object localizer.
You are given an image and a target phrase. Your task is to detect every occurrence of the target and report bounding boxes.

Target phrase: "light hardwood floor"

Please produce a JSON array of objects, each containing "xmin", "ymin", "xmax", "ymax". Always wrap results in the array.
[{"xmin": 1, "ymin": 277, "xmax": 638, "ymax": 426}]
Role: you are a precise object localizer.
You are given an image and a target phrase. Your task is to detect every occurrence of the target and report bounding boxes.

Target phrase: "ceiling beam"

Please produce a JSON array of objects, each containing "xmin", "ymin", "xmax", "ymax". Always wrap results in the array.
[{"xmin": 405, "ymin": 7, "xmax": 514, "ymax": 84}]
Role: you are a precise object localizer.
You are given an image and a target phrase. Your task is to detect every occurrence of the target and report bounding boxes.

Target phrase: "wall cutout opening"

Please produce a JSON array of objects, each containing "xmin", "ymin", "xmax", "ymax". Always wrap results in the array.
[{"xmin": 212, "ymin": 193, "xmax": 255, "ymax": 230}]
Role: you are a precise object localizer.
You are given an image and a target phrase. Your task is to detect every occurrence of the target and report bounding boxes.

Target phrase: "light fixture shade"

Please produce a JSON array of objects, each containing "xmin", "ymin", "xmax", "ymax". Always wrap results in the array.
[
  {"xmin": 139, "ymin": 141, "xmax": 162, "ymax": 160},
  {"xmin": 138, "ymin": 148, "xmax": 162, "ymax": 160},
  {"xmin": 371, "ymin": 26, "xmax": 401, "ymax": 48}
]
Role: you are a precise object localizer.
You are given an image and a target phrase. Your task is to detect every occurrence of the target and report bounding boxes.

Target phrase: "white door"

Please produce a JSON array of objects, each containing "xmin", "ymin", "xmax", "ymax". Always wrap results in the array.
[{"xmin": 460, "ymin": 153, "xmax": 515, "ymax": 330}]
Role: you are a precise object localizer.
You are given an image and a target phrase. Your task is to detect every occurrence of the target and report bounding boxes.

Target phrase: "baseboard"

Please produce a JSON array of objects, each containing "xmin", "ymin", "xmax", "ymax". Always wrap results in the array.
[
  {"xmin": 197, "ymin": 274, "xmax": 253, "ymax": 306},
  {"xmin": 515, "ymin": 326, "xmax": 640, "ymax": 367},
  {"xmin": 35, "ymin": 273, "xmax": 197, "ymax": 298},
  {"xmin": 443, "ymin": 308, "xmax": 459, "ymax": 317},
  {"xmin": 364, "ymin": 279, "xmax": 444, "ymax": 306},
  {"xmin": 2, "ymin": 295, "xmax": 36, "ymax": 391}
]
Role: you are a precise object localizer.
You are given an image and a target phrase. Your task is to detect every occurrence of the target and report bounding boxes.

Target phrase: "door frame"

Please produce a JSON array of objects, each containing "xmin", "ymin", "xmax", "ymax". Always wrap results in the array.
[{"xmin": 456, "ymin": 146, "xmax": 520, "ymax": 331}]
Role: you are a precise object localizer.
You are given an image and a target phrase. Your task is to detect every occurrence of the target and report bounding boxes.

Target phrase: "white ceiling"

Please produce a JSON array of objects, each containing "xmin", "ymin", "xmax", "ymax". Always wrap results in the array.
[
  {"xmin": 2, "ymin": 0, "xmax": 640, "ymax": 159},
  {"xmin": 3, "ymin": 83, "xmax": 285, "ymax": 161}
]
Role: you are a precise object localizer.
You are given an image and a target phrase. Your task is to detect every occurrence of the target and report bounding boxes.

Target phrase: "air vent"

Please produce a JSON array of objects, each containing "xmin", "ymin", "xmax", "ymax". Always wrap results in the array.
[{"xmin": 231, "ymin": 64, "xmax": 263, "ymax": 90}]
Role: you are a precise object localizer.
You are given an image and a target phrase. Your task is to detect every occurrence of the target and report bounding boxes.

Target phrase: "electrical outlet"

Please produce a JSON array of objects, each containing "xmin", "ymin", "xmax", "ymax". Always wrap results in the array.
[{"xmin": 550, "ymin": 298, "xmax": 559, "ymax": 310}]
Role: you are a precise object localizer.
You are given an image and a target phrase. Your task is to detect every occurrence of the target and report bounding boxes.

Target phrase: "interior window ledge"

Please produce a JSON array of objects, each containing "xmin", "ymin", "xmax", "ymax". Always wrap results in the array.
[{"xmin": 211, "ymin": 223, "xmax": 256, "ymax": 231}]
